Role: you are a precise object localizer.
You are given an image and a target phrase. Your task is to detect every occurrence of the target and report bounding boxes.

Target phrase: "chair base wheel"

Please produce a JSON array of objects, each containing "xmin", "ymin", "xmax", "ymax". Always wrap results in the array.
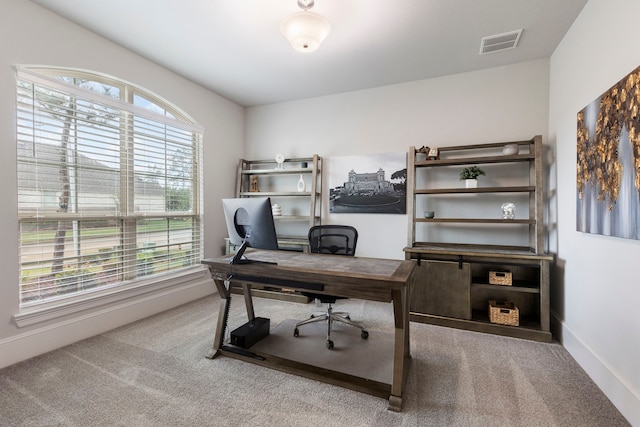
[
  {"xmin": 293, "ymin": 328, "xmax": 299, "ymax": 337},
  {"xmin": 361, "ymin": 330, "xmax": 369, "ymax": 339},
  {"xmin": 326, "ymin": 340, "xmax": 334, "ymax": 350}
]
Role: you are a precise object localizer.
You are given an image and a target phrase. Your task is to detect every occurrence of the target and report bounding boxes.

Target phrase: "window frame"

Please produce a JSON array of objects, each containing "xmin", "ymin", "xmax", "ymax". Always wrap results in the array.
[{"xmin": 14, "ymin": 66, "xmax": 205, "ymax": 320}]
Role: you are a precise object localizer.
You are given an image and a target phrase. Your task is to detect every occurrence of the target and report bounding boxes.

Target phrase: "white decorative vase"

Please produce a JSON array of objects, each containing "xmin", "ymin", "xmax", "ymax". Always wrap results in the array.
[
  {"xmin": 465, "ymin": 179, "xmax": 478, "ymax": 188},
  {"xmin": 297, "ymin": 174, "xmax": 306, "ymax": 192}
]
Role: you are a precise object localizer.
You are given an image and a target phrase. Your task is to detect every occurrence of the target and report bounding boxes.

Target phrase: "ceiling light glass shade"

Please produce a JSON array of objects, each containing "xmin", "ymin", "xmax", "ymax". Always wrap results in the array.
[{"xmin": 280, "ymin": 11, "xmax": 331, "ymax": 53}]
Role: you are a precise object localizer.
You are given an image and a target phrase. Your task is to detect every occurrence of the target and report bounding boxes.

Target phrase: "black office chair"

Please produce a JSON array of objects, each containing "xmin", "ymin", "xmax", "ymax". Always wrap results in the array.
[{"xmin": 293, "ymin": 225, "xmax": 368, "ymax": 349}]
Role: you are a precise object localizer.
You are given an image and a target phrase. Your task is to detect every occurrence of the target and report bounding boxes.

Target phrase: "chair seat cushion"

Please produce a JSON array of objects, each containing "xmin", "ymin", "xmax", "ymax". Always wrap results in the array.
[{"xmin": 301, "ymin": 292, "xmax": 346, "ymax": 304}]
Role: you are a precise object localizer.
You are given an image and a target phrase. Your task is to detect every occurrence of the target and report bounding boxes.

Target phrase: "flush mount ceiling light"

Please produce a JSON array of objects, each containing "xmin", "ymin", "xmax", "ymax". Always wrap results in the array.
[{"xmin": 280, "ymin": 0, "xmax": 331, "ymax": 53}]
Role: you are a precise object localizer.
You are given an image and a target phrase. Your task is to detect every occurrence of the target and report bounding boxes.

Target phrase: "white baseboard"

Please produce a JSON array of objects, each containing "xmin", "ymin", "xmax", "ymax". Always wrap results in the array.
[
  {"xmin": 0, "ymin": 277, "xmax": 214, "ymax": 370},
  {"xmin": 553, "ymin": 313, "xmax": 640, "ymax": 426}
]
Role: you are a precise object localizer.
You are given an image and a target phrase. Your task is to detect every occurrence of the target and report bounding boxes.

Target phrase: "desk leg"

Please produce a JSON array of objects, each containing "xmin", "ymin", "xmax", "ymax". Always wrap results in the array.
[
  {"xmin": 388, "ymin": 287, "xmax": 410, "ymax": 412},
  {"xmin": 206, "ymin": 278, "xmax": 231, "ymax": 359},
  {"xmin": 241, "ymin": 283, "xmax": 255, "ymax": 321}
]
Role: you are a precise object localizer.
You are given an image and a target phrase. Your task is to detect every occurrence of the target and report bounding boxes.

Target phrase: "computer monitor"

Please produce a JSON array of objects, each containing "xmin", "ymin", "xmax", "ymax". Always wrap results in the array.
[{"xmin": 222, "ymin": 197, "xmax": 279, "ymax": 264}]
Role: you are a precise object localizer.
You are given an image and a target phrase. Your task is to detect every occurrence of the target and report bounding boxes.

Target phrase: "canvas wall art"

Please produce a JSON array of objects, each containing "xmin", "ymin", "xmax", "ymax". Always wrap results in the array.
[
  {"xmin": 329, "ymin": 153, "xmax": 406, "ymax": 214},
  {"xmin": 577, "ymin": 64, "xmax": 640, "ymax": 239}
]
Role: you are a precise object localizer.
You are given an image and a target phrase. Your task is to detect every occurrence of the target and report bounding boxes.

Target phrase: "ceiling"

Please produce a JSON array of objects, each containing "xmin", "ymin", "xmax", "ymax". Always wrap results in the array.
[{"xmin": 31, "ymin": 0, "xmax": 587, "ymax": 107}]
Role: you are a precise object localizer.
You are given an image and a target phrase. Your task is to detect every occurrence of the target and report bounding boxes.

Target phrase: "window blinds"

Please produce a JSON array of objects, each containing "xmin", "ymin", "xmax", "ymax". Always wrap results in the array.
[{"xmin": 16, "ymin": 67, "xmax": 203, "ymax": 306}]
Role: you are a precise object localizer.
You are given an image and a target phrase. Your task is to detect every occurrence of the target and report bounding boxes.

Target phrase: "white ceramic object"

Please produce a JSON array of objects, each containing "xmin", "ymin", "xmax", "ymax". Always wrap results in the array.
[
  {"xmin": 271, "ymin": 204, "xmax": 282, "ymax": 216},
  {"xmin": 297, "ymin": 174, "xmax": 306, "ymax": 192},
  {"xmin": 424, "ymin": 211, "xmax": 435, "ymax": 218},
  {"xmin": 502, "ymin": 144, "xmax": 519, "ymax": 156},
  {"xmin": 501, "ymin": 202, "xmax": 515, "ymax": 220},
  {"xmin": 465, "ymin": 179, "xmax": 478, "ymax": 188}
]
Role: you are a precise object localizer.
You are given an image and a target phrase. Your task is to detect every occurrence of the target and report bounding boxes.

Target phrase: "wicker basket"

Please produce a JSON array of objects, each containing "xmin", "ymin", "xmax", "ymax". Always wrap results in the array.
[
  {"xmin": 489, "ymin": 270, "xmax": 512, "ymax": 286},
  {"xmin": 488, "ymin": 300, "xmax": 519, "ymax": 326}
]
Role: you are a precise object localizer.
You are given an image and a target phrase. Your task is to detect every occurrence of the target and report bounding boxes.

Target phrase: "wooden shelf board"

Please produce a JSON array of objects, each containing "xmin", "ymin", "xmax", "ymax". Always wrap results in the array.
[
  {"xmin": 409, "ymin": 312, "xmax": 552, "ymax": 342},
  {"xmin": 435, "ymin": 140, "xmax": 534, "ymax": 152},
  {"xmin": 405, "ymin": 243, "xmax": 553, "ymax": 260},
  {"xmin": 273, "ymin": 215, "xmax": 315, "ymax": 221},
  {"xmin": 414, "ymin": 218, "xmax": 534, "ymax": 224},
  {"xmin": 415, "ymin": 153, "xmax": 534, "ymax": 167},
  {"xmin": 241, "ymin": 167, "xmax": 314, "ymax": 175},
  {"xmin": 471, "ymin": 282, "xmax": 540, "ymax": 293},
  {"xmin": 241, "ymin": 156, "xmax": 314, "ymax": 164},
  {"xmin": 415, "ymin": 186, "xmax": 535, "ymax": 194}
]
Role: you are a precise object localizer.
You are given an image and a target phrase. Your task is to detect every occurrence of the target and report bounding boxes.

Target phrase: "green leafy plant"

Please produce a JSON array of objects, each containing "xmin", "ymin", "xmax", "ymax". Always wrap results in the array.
[{"xmin": 460, "ymin": 166, "xmax": 486, "ymax": 180}]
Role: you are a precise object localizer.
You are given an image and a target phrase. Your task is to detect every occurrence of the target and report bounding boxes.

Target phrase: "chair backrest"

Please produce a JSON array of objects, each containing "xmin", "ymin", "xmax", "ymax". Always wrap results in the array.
[{"xmin": 308, "ymin": 225, "xmax": 358, "ymax": 256}]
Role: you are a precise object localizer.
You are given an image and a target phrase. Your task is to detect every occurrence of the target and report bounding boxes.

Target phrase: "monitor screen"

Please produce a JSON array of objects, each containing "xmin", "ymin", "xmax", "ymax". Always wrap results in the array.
[{"xmin": 222, "ymin": 197, "xmax": 279, "ymax": 263}]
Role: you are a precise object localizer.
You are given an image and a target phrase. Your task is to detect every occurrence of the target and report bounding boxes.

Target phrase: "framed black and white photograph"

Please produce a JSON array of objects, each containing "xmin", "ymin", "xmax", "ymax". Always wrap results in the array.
[{"xmin": 329, "ymin": 153, "xmax": 407, "ymax": 214}]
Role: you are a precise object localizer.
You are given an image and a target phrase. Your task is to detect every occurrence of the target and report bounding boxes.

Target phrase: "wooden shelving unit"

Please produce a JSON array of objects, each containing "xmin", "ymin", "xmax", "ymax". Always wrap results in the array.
[
  {"xmin": 228, "ymin": 154, "xmax": 322, "ymax": 302},
  {"xmin": 235, "ymin": 154, "xmax": 321, "ymax": 251},
  {"xmin": 404, "ymin": 136, "xmax": 553, "ymax": 342}
]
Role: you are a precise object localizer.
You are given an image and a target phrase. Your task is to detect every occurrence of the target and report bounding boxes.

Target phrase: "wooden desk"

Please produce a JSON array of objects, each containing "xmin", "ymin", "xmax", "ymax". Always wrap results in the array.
[{"xmin": 201, "ymin": 250, "xmax": 415, "ymax": 412}]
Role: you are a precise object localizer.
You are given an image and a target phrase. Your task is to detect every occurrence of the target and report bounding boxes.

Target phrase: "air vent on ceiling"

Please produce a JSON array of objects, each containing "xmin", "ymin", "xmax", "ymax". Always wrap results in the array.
[{"xmin": 480, "ymin": 29, "xmax": 522, "ymax": 55}]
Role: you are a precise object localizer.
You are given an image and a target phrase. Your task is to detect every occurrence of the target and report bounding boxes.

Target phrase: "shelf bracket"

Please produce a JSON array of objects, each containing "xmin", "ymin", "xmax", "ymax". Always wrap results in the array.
[
  {"xmin": 416, "ymin": 254, "xmax": 421, "ymax": 266},
  {"xmin": 458, "ymin": 255, "xmax": 463, "ymax": 269}
]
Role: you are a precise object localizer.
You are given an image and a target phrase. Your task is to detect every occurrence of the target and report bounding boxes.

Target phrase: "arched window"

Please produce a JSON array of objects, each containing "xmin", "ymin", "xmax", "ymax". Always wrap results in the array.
[{"xmin": 16, "ymin": 66, "xmax": 203, "ymax": 307}]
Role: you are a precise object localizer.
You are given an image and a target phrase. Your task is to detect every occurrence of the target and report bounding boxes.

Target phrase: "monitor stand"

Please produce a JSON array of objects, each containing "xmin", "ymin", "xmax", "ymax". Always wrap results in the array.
[{"xmin": 230, "ymin": 241, "xmax": 277, "ymax": 265}]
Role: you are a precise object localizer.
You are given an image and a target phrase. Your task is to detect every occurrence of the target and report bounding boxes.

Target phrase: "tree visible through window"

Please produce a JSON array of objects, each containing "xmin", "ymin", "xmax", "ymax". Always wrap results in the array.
[{"xmin": 16, "ymin": 67, "xmax": 203, "ymax": 306}]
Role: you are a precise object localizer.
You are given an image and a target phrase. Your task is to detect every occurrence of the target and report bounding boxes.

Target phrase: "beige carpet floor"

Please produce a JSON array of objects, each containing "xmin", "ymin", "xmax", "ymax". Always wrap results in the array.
[{"xmin": 0, "ymin": 294, "xmax": 631, "ymax": 426}]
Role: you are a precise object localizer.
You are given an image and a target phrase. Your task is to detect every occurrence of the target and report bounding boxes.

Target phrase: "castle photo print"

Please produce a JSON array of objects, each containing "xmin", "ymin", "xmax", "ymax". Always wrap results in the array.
[{"xmin": 329, "ymin": 152, "xmax": 407, "ymax": 214}]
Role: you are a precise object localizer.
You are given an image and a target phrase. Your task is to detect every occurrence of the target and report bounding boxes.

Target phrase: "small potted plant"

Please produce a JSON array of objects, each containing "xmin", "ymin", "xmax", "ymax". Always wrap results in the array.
[{"xmin": 460, "ymin": 166, "xmax": 485, "ymax": 188}]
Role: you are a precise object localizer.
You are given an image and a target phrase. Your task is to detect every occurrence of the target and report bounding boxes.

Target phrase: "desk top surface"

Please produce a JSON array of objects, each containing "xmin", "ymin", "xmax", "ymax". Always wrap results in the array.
[{"xmin": 202, "ymin": 250, "xmax": 415, "ymax": 301}]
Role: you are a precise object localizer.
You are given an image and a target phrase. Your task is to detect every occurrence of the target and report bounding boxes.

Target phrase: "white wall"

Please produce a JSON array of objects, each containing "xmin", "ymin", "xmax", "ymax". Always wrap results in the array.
[
  {"xmin": 246, "ymin": 59, "xmax": 550, "ymax": 259},
  {"xmin": 0, "ymin": 0, "xmax": 244, "ymax": 369},
  {"xmin": 549, "ymin": 0, "xmax": 640, "ymax": 424}
]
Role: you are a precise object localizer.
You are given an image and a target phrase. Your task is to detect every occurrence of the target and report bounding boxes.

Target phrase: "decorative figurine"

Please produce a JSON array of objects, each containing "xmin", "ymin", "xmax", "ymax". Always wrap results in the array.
[
  {"xmin": 501, "ymin": 202, "xmax": 516, "ymax": 220},
  {"xmin": 250, "ymin": 176, "xmax": 259, "ymax": 192},
  {"xmin": 416, "ymin": 146, "xmax": 430, "ymax": 161}
]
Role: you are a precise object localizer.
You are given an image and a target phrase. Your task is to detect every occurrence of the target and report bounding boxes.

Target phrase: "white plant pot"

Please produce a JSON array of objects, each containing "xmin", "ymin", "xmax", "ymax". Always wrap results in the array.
[{"xmin": 465, "ymin": 179, "xmax": 478, "ymax": 188}]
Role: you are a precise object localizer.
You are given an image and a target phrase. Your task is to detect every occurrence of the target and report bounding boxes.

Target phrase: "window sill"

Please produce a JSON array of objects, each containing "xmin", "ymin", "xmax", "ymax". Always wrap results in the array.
[{"xmin": 13, "ymin": 267, "xmax": 209, "ymax": 328}]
